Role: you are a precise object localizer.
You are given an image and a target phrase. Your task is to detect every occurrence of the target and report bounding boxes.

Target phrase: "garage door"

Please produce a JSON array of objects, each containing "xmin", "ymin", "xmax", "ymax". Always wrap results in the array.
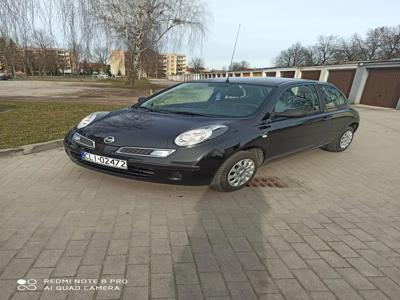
[
  {"xmin": 280, "ymin": 71, "xmax": 295, "ymax": 78},
  {"xmin": 266, "ymin": 72, "xmax": 276, "ymax": 77},
  {"xmin": 361, "ymin": 68, "xmax": 400, "ymax": 108},
  {"xmin": 301, "ymin": 70, "xmax": 321, "ymax": 80},
  {"xmin": 327, "ymin": 69, "xmax": 356, "ymax": 97}
]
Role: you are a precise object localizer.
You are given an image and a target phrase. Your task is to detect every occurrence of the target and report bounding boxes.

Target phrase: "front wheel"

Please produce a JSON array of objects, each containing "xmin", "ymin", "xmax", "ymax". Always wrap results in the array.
[
  {"xmin": 211, "ymin": 151, "xmax": 258, "ymax": 192},
  {"xmin": 321, "ymin": 126, "xmax": 354, "ymax": 152}
]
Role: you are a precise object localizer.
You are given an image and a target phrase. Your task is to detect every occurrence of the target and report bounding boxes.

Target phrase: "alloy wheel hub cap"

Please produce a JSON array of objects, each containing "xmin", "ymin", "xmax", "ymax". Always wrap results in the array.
[
  {"xmin": 228, "ymin": 159, "xmax": 255, "ymax": 187},
  {"xmin": 340, "ymin": 130, "xmax": 353, "ymax": 149}
]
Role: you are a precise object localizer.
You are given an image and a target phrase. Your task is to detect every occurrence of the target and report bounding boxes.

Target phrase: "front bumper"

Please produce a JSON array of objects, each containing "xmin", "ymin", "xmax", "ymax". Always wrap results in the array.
[{"xmin": 63, "ymin": 131, "xmax": 224, "ymax": 186}]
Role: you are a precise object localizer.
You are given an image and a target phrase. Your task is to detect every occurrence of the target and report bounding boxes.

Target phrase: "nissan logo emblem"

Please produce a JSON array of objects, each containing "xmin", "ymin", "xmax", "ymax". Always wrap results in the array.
[{"xmin": 104, "ymin": 136, "xmax": 115, "ymax": 144}]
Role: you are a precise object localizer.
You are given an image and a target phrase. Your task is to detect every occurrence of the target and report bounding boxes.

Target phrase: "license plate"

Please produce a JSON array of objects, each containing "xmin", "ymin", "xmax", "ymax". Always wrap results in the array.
[{"xmin": 80, "ymin": 151, "xmax": 127, "ymax": 170}]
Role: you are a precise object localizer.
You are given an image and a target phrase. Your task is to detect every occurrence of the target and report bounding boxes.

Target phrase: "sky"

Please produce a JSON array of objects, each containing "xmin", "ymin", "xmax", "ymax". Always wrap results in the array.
[{"xmin": 181, "ymin": 0, "xmax": 400, "ymax": 69}]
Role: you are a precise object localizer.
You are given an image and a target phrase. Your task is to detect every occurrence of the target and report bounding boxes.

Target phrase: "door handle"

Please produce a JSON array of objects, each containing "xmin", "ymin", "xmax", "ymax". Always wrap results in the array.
[{"xmin": 322, "ymin": 115, "xmax": 333, "ymax": 120}]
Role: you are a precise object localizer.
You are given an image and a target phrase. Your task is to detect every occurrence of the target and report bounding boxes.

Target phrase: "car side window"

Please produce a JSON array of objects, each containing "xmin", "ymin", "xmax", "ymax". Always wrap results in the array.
[
  {"xmin": 274, "ymin": 84, "xmax": 320, "ymax": 114},
  {"xmin": 320, "ymin": 85, "xmax": 347, "ymax": 110}
]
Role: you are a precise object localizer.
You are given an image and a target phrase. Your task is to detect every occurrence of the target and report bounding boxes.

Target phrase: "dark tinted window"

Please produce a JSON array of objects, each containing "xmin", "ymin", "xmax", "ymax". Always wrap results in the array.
[
  {"xmin": 320, "ymin": 85, "xmax": 347, "ymax": 109},
  {"xmin": 274, "ymin": 84, "xmax": 320, "ymax": 114}
]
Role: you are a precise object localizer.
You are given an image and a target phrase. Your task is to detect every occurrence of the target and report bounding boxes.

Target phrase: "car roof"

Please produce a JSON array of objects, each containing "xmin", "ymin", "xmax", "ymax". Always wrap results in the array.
[{"xmin": 190, "ymin": 77, "xmax": 321, "ymax": 87}]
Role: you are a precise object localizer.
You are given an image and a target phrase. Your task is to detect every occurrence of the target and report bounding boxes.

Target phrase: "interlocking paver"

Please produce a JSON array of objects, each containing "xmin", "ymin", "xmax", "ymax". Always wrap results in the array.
[
  {"xmin": 358, "ymin": 289, "xmax": 390, "ymax": 300},
  {"xmin": 123, "ymin": 287, "xmax": 148, "ymax": 300},
  {"xmin": 265, "ymin": 258, "xmax": 293, "ymax": 279},
  {"xmin": 0, "ymin": 258, "xmax": 33, "ymax": 279},
  {"xmin": 275, "ymin": 279, "xmax": 310, "ymax": 300},
  {"xmin": 310, "ymin": 291, "xmax": 336, "ymax": 300},
  {"xmin": 368, "ymin": 277, "xmax": 400, "ymax": 300},
  {"xmin": 1, "ymin": 106, "xmax": 400, "ymax": 299},
  {"xmin": 292, "ymin": 269, "xmax": 328, "ymax": 291},
  {"xmin": 200, "ymin": 272, "xmax": 228, "ymax": 297},
  {"xmin": 52, "ymin": 256, "xmax": 81, "ymax": 277},
  {"xmin": 151, "ymin": 254, "xmax": 173, "ymax": 273},
  {"xmin": 126, "ymin": 264, "xmax": 148, "ymax": 287},
  {"xmin": 323, "ymin": 279, "xmax": 363, "ymax": 300},
  {"xmin": 318, "ymin": 251, "xmax": 350, "ymax": 268},
  {"xmin": 178, "ymin": 284, "xmax": 203, "ymax": 300},
  {"xmin": 194, "ymin": 253, "xmax": 219, "ymax": 273},
  {"xmin": 102, "ymin": 255, "xmax": 126, "ymax": 275},
  {"xmin": 306, "ymin": 259, "xmax": 340, "ymax": 279},
  {"xmin": 292, "ymin": 243, "xmax": 320, "ymax": 260},
  {"xmin": 81, "ymin": 247, "xmax": 107, "ymax": 265},
  {"xmin": 327, "ymin": 241, "xmax": 359, "ymax": 258},
  {"xmin": 336, "ymin": 268, "xmax": 375, "ymax": 290},
  {"xmin": 347, "ymin": 257, "xmax": 383, "ymax": 276},
  {"xmin": 278, "ymin": 250, "xmax": 308, "ymax": 269},
  {"xmin": 175, "ymin": 263, "xmax": 199, "ymax": 284},
  {"xmin": 247, "ymin": 270, "xmax": 279, "ymax": 294},
  {"xmin": 33, "ymin": 250, "xmax": 63, "ymax": 268},
  {"xmin": 227, "ymin": 281, "xmax": 257, "ymax": 300}
]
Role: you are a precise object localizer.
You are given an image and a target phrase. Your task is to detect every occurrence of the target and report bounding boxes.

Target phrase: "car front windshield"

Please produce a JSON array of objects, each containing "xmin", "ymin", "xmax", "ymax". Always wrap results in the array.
[{"xmin": 140, "ymin": 82, "xmax": 273, "ymax": 117}]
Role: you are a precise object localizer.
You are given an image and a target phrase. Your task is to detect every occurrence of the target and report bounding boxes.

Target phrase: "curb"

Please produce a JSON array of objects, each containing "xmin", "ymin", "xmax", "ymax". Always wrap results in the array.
[{"xmin": 0, "ymin": 139, "xmax": 63, "ymax": 158}]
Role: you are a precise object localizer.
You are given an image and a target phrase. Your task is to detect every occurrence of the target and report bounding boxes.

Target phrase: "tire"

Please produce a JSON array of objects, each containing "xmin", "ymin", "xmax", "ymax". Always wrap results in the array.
[
  {"xmin": 211, "ymin": 151, "xmax": 258, "ymax": 192},
  {"xmin": 321, "ymin": 126, "xmax": 354, "ymax": 152}
]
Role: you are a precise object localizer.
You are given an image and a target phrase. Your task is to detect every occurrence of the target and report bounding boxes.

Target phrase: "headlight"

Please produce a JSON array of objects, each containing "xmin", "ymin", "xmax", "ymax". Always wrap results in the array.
[
  {"xmin": 175, "ymin": 125, "xmax": 228, "ymax": 147},
  {"xmin": 77, "ymin": 112, "xmax": 108, "ymax": 129}
]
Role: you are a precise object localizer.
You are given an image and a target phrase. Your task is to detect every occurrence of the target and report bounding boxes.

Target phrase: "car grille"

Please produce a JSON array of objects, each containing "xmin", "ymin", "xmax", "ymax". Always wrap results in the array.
[
  {"xmin": 117, "ymin": 147, "xmax": 154, "ymax": 156},
  {"xmin": 72, "ymin": 133, "xmax": 95, "ymax": 149},
  {"xmin": 70, "ymin": 151, "xmax": 155, "ymax": 178},
  {"xmin": 116, "ymin": 147, "xmax": 175, "ymax": 157}
]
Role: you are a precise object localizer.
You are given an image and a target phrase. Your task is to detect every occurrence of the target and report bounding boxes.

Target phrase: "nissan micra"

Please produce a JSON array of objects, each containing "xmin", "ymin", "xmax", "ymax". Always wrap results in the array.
[{"xmin": 64, "ymin": 77, "xmax": 359, "ymax": 192}]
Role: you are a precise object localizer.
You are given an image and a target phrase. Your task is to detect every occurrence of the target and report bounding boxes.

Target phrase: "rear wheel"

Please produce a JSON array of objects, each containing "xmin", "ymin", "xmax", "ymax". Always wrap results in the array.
[
  {"xmin": 321, "ymin": 126, "xmax": 354, "ymax": 152},
  {"xmin": 211, "ymin": 151, "xmax": 258, "ymax": 192}
]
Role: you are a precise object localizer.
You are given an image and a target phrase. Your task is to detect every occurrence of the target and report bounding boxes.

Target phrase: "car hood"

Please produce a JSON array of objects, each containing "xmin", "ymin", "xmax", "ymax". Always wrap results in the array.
[{"xmin": 79, "ymin": 107, "xmax": 235, "ymax": 148}]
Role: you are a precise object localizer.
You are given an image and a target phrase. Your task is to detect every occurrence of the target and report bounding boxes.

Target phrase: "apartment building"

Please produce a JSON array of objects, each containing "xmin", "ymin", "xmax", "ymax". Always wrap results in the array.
[
  {"xmin": 0, "ymin": 38, "xmax": 73, "ymax": 75},
  {"xmin": 109, "ymin": 50, "xmax": 187, "ymax": 78},
  {"xmin": 158, "ymin": 53, "xmax": 187, "ymax": 77}
]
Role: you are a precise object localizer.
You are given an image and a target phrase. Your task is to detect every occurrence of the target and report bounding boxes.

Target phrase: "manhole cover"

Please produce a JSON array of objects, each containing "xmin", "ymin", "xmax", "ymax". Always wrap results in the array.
[{"xmin": 247, "ymin": 176, "xmax": 287, "ymax": 188}]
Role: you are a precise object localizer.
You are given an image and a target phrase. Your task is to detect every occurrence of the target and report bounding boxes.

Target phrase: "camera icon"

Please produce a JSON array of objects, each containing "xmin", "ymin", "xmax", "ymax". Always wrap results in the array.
[{"xmin": 17, "ymin": 279, "xmax": 37, "ymax": 291}]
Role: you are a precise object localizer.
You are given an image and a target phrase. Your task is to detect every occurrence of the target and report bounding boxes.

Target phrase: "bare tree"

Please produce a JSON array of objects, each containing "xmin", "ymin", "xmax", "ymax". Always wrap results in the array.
[
  {"xmin": 90, "ymin": 0, "xmax": 208, "ymax": 85},
  {"xmin": 334, "ymin": 35, "xmax": 364, "ymax": 63},
  {"xmin": 190, "ymin": 57, "xmax": 205, "ymax": 73},
  {"xmin": 311, "ymin": 35, "xmax": 339, "ymax": 65},
  {"xmin": 93, "ymin": 47, "xmax": 110, "ymax": 73},
  {"xmin": 229, "ymin": 60, "xmax": 250, "ymax": 71},
  {"xmin": 33, "ymin": 29, "xmax": 55, "ymax": 75},
  {"xmin": 275, "ymin": 42, "xmax": 310, "ymax": 67},
  {"xmin": 355, "ymin": 28, "xmax": 386, "ymax": 60},
  {"xmin": 381, "ymin": 25, "xmax": 400, "ymax": 59}
]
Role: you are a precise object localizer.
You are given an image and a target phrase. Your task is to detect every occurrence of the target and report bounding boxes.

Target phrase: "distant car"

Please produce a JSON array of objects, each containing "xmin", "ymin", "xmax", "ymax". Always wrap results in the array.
[
  {"xmin": 64, "ymin": 77, "xmax": 360, "ymax": 192},
  {"xmin": 0, "ymin": 72, "xmax": 11, "ymax": 80},
  {"xmin": 97, "ymin": 73, "xmax": 109, "ymax": 79}
]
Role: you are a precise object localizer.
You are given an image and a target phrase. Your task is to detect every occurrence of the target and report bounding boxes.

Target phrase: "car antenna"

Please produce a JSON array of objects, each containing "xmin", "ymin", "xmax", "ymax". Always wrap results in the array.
[{"xmin": 226, "ymin": 24, "xmax": 241, "ymax": 83}]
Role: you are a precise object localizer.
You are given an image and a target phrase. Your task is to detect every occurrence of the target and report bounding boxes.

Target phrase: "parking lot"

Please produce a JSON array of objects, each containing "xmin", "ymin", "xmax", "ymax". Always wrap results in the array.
[
  {"xmin": 0, "ymin": 105, "xmax": 400, "ymax": 300},
  {"xmin": 0, "ymin": 79, "xmax": 171, "ymax": 104}
]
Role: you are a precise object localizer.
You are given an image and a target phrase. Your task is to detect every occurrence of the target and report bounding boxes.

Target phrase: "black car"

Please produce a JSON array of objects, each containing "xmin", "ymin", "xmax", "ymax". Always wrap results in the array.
[
  {"xmin": 0, "ymin": 72, "xmax": 12, "ymax": 80},
  {"xmin": 64, "ymin": 77, "xmax": 359, "ymax": 192}
]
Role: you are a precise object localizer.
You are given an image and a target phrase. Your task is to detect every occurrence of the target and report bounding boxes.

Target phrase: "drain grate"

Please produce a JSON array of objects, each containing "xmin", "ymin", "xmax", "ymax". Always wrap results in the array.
[{"xmin": 247, "ymin": 176, "xmax": 288, "ymax": 188}]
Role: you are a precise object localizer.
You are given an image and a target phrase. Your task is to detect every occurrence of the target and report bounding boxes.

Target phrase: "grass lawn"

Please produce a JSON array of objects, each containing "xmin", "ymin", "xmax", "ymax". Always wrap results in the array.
[{"xmin": 0, "ymin": 100, "xmax": 126, "ymax": 149}]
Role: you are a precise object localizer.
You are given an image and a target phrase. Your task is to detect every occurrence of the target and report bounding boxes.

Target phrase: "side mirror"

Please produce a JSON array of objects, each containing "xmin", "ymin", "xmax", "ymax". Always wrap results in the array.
[
  {"xmin": 133, "ymin": 96, "xmax": 147, "ymax": 108},
  {"xmin": 137, "ymin": 96, "xmax": 147, "ymax": 104},
  {"xmin": 273, "ymin": 109, "xmax": 306, "ymax": 118}
]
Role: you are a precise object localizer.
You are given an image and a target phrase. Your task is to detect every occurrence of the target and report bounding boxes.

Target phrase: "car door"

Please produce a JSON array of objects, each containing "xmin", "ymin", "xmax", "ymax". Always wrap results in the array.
[
  {"xmin": 267, "ymin": 84, "xmax": 331, "ymax": 159},
  {"xmin": 318, "ymin": 84, "xmax": 351, "ymax": 141}
]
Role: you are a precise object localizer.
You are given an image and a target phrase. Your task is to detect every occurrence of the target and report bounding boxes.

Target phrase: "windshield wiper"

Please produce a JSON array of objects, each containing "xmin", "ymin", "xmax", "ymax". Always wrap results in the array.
[
  {"xmin": 169, "ymin": 111, "xmax": 210, "ymax": 117},
  {"xmin": 137, "ymin": 106, "xmax": 156, "ymax": 112}
]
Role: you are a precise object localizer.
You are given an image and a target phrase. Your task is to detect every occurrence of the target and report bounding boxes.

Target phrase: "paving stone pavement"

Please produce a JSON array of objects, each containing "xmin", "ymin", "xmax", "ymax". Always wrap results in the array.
[{"xmin": 0, "ymin": 105, "xmax": 400, "ymax": 300}]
